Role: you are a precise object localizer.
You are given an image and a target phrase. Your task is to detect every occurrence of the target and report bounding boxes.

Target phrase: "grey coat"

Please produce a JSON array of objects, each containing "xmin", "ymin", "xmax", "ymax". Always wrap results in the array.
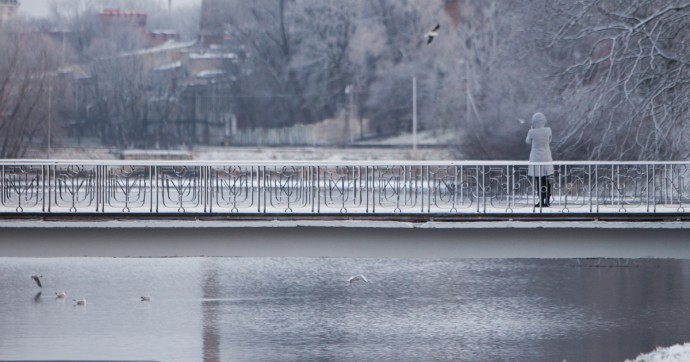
[{"xmin": 525, "ymin": 113, "xmax": 554, "ymax": 177}]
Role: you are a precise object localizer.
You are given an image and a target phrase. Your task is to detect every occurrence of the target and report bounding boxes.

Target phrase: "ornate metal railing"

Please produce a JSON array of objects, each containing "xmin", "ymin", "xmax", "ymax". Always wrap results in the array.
[{"xmin": 1, "ymin": 160, "xmax": 689, "ymax": 214}]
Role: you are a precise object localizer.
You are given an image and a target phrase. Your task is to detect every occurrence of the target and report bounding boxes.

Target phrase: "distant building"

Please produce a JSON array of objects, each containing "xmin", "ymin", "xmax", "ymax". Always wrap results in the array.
[
  {"xmin": 0, "ymin": 0, "xmax": 19, "ymax": 23},
  {"xmin": 99, "ymin": 9, "xmax": 180, "ymax": 47},
  {"xmin": 199, "ymin": 0, "xmax": 225, "ymax": 48},
  {"xmin": 52, "ymin": 3, "xmax": 243, "ymax": 149}
]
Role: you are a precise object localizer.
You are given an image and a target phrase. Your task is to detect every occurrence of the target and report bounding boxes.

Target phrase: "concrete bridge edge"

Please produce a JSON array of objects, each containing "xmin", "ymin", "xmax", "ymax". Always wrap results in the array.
[{"xmin": 1, "ymin": 220, "xmax": 690, "ymax": 259}]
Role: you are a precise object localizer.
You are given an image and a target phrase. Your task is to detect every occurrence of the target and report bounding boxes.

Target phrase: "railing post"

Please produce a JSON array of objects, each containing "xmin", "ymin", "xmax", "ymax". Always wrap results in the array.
[
  {"xmin": 459, "ymin": 165, "xmax": 464, "ymax": 214},
  {"xmin": 364, "ymin": 166, "xmax": 369, "ymax": 214},
  {"xmin": 652, "ymin": 164, "xmax": 656, "ymax": 213},
  {"xmin": 263, "ymin": 166, "xmax": 267, "ymax": 214},
  {"xmin": 155, "ymin": 165, "xmax": 159, "ymax": 213},
  {"xmin": 595, "ymin": 165, "xmax": 599, "ymax": 213},
  {"xmin": 664, "ymin": 164, "xmax": 669, "ymax": 206},
  {"xmin": 557, "ymin": 164, "xmax": 561, "ymax": 210},
  {"xmin": 148, "ymin": 165, "xmax": 153, "ymax": 213},
  {"xmin": 317, "ymin": 166, "xmax": 321, "ymax": 214},
  {"xmin": 96, "ymin": 165, "xmax": 101, "ymax": 212},
  {"xmin": 425, "ymin": 165, "xmax": 431, "ymax": 214},
  {"xmin": 208, "ymin": 165, "xmax": 213, "ymax": 214},
  {"xmin": 372, "ymin": 165, "xmax": 377, "ymax": 214},
  {"xmin": 48, "ymin": 164, "xmax": 52, "ymax": 213},
  {"xmin": 646, "ymin": 164, "xmax": 650, "ymax": 213},
  {"xmin": 678, "ymin": 170, "xmax": 684, "ymax": 212},
  {"xmin": 563, "ymin": 165, "xmax": 568, "ymax": 212},
  {"xmin": 41, "ymin": 165, "xmax": 46, "ymax": 212},
  {"xmin": 474, "ymin": 165, "xmax": 481, "ymax": 213},
  {"xmin": 506, "ymin": 165, "xmax": 513, "ymax": 213},
  {"xmin": 482, "ymin": 165, "xmax": 486, "ymax": 214}
]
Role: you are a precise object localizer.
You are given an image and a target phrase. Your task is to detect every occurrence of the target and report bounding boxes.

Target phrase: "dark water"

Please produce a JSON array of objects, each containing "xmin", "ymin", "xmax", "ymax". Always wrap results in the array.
[{"xmin": 1, "ymin": 257, "xmax": 690, "ymax": 362}]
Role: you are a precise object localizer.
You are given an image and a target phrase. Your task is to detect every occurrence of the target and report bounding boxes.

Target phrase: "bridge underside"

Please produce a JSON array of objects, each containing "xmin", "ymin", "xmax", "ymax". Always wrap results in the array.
[{"xmin": 1, "ymin": 214, "xmax": 690, "ymax": 259}]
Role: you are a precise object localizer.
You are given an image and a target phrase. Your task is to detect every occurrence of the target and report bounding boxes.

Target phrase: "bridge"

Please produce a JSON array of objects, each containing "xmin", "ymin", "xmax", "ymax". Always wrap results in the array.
[
  {"xmin": 1, "ymin": 159, "xmax": 689, "ymax": 217},
  {"xmin": 2, "ymin": 160, "xmax": 690, "ymax": 258}
]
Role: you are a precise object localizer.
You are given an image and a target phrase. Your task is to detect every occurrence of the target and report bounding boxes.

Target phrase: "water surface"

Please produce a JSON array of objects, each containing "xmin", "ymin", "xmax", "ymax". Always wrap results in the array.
[{"xmin": 1, "ymin": 257, "xmax": 689, "ymax": 361}]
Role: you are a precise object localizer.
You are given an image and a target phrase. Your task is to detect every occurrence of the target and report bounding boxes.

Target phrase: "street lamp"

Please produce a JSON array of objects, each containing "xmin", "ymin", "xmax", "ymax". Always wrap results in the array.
[
  {"xmin": 47, "ymin": 78, "xmax": 52, "ymax": 159},
  {"xmin": 345, "ymin": 85, "xmax": 354, "ymax": 145},
  {"xmin": 412, "ymin": 75, "xmax": 417, "ymax": 151}
]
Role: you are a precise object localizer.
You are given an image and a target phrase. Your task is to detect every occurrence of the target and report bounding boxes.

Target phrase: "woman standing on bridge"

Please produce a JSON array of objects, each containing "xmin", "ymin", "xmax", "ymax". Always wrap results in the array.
[{"xmin": 525, "ymin": 112, "xmax": 554, "ymax": 207}]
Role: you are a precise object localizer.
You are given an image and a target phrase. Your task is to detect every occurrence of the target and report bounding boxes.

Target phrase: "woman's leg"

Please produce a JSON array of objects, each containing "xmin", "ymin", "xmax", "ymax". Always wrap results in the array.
[
  {"xmin": 544, "ymin": 177, "xmax": 552, "ymax": 206},
  {"xmin": 539, "ymin": 176, "xmax": 549, "ymax": 207}
]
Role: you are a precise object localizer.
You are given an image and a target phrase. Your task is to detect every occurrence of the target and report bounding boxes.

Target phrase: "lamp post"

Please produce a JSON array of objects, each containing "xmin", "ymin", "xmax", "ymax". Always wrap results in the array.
[
  {"xmin": 412, "ymin": 75, "xmax": 417, "ymax": 151},
  {"xmin": 345, "ymin": 85, "xmax": 354, "ymax": 145},
  {"xmin": 47, "ymin": 79, "xmax": 52, "ymax": 159}
]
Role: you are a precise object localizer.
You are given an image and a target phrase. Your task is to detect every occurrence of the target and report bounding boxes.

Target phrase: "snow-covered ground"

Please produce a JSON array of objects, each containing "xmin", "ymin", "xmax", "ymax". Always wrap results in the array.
[
  {"xmin": 26, "ymin": 145, "xmax": 458, "ymax": 161},
  {"xmin": 26, "ymin": 129, "xmax": 460, "ymax": 161},
  {"xmin": 625, "ymin": 343, "xmax": 690, "ymax": 362}
]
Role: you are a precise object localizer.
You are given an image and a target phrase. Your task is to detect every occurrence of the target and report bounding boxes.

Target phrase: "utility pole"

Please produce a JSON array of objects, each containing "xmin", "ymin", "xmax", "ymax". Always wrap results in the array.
[
  {"xmin": 344, "ymin": 85, "xmax": 353, "ymax": 146},
  {"xmin": 349, "ymin": 85, "xmax": 355, "ymax": 144},
  {"xmin": 48, "ymin": 80, "xmax": 52, "ymax": 159},
  {"xmin": 465, "ymin": 61, "xmax": 470, "ymax": 129},
  {"xmin": 412, "ymin": 75, "xmax": 417, "ymax": 151}
]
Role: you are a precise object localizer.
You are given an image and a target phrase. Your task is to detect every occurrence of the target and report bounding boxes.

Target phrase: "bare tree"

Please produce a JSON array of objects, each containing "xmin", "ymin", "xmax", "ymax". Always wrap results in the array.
[
  {"xmin": 546, "ymin": 0, "xmax": 690, "ymax": 160},
  {"xmin": 85, "ymin": 27, "xmax": 149, "ymax": 148},
  {"xmin": 217, "ymin": 0, "xmax": 301, "ymax": 128},
  {"xmin": 0, "ymin": 27, "xmax": 63, "ymax": 158}
]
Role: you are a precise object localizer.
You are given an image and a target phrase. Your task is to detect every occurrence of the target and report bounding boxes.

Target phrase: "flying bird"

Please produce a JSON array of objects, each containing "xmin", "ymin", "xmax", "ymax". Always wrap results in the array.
[
  {"xmin": 348, "ymin": 274, "xmax": 369, "ymax": 285},
  {"xmin": 141, "ymin": 294, "xmax": 151, "ymax": 302},
  {"xmin": 56, "ymin": 291, "xmax": 66, "ymax": 299},
  {"xmin": 33, "ymin": 292, "xmax": 42, "ymax": 303},
  {"xmin": 425, "ymin": 24, "xmax": 440, "ymax": 45},
  {"xmin": 31, "ymin": 274, "xmax": 43, "ymax": 288},
  {"xmin": 74, "ymin": 298, "xmax": 86, "ymax": 306}
]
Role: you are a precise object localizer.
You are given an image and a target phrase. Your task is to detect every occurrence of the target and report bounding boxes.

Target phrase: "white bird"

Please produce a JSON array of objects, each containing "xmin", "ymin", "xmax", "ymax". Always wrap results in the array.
[
  {"xmin": 140, "ymin": 294, "xmax": 151, "ymax": 302},
  {"xmin": 425, "ymin": 24, "xmax": 440, "ymax": 45},
  {"xmin": 31, "ymin": 274, "xmax": 43, "ymax": 288},
  {"xmin": 348, "ymin": 274, "xmax": 369, "ymax": 285},
  {"xmin": 55, "ymin": 291, "xmax": 66, "ymax": 299},
  {"xmin": 73, "ymin": 298, "xmax": 86, "ymax": 306}
]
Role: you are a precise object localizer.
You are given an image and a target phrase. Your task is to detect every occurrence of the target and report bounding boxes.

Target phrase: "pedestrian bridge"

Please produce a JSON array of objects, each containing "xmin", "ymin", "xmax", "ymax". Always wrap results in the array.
[
  {"xmin": 1, "ymin": 159, "xmax": 688, "ymax": 218},
  {"xmin": 2, "ymin": 160, "xmax": 690, "ymax": 259}
]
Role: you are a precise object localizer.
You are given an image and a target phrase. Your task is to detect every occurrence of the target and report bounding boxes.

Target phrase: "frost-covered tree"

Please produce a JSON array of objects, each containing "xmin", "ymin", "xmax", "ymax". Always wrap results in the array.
[
  {"xmin": 544, "ymin": 0, "xmax": 690, "ymax": 160},
  {"xmin": 0, "ymin": 27, "xmax": 63, "ymax": 158}
]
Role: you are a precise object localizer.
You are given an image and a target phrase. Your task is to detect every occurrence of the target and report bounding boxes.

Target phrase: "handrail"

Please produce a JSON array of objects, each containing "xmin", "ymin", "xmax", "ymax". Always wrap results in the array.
[
  {"xmin": 2, "ymin": 159, "xmax": 690, "ymax": 166},
  {"xmin": 1, "ymin": 160, "xmax": 688, "ymax": 215}
]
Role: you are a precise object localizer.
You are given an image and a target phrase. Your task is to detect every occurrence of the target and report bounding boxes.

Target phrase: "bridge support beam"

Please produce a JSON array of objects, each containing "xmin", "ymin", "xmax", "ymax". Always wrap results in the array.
[{"xmin": 1, "ymin": 221, "xmax": 690, "ymax": 259}]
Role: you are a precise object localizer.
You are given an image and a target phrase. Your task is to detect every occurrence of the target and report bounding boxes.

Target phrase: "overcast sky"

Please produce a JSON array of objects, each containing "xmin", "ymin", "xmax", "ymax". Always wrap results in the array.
[{"xmin": 18, "ymin": 0, "xmax": 201, "ymax": 18}]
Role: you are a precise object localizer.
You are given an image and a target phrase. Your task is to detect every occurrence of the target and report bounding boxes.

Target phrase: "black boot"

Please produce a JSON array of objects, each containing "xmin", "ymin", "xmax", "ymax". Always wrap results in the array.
[
  {"xmin": 537, "ymin": 177, "xmax": 550, "ymax": 207},
  {"xmin": 544, "ymin": 178, "xmax": 552, "ymax": 207}
]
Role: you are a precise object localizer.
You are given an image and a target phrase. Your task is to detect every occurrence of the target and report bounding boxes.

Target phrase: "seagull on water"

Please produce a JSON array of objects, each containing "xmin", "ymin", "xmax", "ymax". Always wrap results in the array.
[
  {"xmin": 31, "ymin": 274, "xmax": 43, "ymax": 288},
  {"xmin": 56, "ymin": 291, "xmax": 66, "ymax": 299},
  {"xmin": 73, "ymin": 298, "xmax": 86, "ymax": 306},
  {"xmin": 425, "ymin": 24, "xmax": 440, "ymax": 45},
  {"xmin": 348, "ymin": 274, "xmax": 369, "ymax": 285}
]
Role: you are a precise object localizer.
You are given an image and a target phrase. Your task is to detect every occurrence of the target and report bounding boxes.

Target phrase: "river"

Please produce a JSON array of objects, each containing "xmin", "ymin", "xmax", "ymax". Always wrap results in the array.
[{"xmin": 1, "ymin": 257, "xmax": 689, "ymax": 361}]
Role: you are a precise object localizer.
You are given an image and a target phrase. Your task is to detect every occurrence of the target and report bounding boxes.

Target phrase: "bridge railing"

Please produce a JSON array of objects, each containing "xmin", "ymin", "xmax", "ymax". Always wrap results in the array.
[{"xmin": 1, "ymin": 160, "xmax": 688, "ymax": 214}]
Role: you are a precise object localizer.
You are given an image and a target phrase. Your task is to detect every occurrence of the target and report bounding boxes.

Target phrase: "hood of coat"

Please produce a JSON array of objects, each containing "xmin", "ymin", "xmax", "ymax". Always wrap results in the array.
[{"xmin": 531, "ymin": 112, "xmax": 547, "ymax": 128}]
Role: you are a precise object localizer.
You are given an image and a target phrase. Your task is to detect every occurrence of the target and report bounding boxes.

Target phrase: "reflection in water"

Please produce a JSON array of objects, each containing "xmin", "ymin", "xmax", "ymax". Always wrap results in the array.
[
  {"xmin": 202, "ymin": 260, "xmax": 220, "ymax": 362},
  {"xmin": 1, "ymin": 257, "xmax": 690, "ymax": 361},
  {"xmin": 33, "ymin": 291, "xmax": 42, "ymax": 304}
]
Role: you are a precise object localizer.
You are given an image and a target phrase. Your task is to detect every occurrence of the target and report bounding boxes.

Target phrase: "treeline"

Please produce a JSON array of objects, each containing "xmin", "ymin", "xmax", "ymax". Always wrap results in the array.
[{"xmin": 1, "ymin": 0, "xmax": 688, "ymax": 160}]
